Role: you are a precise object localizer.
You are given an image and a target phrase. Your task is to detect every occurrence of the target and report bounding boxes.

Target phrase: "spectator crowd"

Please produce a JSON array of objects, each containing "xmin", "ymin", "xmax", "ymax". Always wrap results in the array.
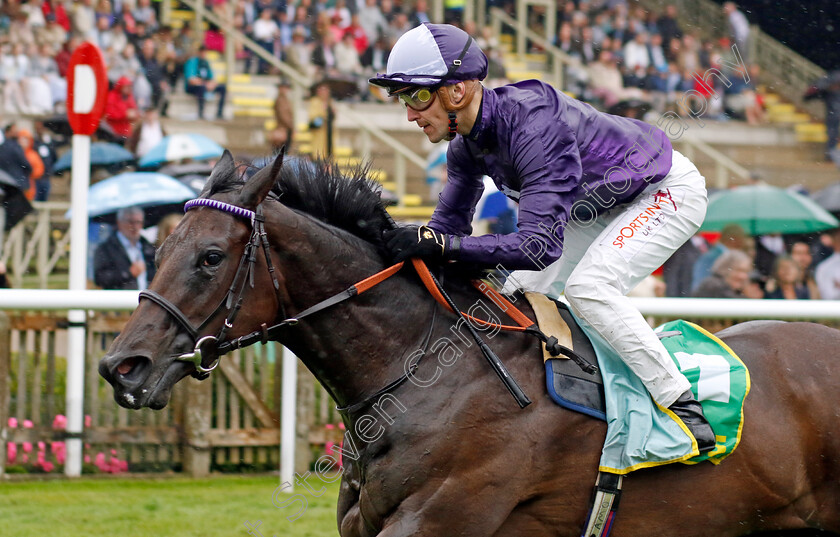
[{"xmin": 660, "ymin": 223, "xmax": 840, "ymax": 301}]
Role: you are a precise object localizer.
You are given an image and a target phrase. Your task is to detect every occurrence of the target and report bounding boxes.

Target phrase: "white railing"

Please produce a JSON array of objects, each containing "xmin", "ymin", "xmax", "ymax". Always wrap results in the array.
[
  {"xmin": 2, "ymin": 289, "xmax": 840, "ymax": 321},
  {"xmin": 489, "ymin": 7, "xmax": 577, "ymax": 91},
  {"xmin": 674, "ymin": 136, "xmax": 751, "ymax": 189}
]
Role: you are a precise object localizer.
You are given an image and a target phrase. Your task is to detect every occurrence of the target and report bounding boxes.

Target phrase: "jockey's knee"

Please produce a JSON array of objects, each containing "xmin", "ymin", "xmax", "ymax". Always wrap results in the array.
[{"xmin": 564, "ymin": 272, "xmax": 621, "ymax": 311}]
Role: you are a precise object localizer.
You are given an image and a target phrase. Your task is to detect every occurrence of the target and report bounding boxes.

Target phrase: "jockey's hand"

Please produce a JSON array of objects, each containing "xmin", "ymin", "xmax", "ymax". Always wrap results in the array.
[{"xmin": 383, "ymin": 225, "xmax": 451, "ymax": 263}]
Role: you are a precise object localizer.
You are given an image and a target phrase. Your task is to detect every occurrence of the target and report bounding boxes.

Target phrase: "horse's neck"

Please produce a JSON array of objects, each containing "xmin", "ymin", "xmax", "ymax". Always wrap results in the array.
[{"xmin": 270, "ymin": 213, "xmax": 435, "ymax": 409}]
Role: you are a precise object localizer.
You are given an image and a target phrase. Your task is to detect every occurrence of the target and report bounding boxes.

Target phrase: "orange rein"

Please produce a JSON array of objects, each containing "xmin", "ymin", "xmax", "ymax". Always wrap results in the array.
[{"xmin": 352, "ymin": 259, "xmax": 535, "ymax": 332}]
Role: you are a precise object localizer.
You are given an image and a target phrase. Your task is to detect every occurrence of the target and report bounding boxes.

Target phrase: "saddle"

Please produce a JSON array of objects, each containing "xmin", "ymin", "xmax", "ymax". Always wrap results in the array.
[{"xmin": 525, "ymin": 292, "xmax": 607, "ymax": 421}]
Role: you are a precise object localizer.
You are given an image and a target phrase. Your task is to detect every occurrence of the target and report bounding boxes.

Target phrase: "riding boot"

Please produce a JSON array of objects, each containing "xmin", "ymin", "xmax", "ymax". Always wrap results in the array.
[{"xmin": 668, "ymin": 390, "xmax": 716, "ymax": 453}]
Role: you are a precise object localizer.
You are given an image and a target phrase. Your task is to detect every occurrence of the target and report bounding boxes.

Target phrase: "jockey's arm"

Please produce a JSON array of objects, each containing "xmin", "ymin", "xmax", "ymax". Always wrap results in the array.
[{"xmin": 431, "ymin": 120, "xmax": 582, "ymax": 271}]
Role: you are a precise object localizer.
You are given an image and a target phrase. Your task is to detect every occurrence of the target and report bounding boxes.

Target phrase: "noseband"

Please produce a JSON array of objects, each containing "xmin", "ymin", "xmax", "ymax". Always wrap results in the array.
[{"xmin": 139, "ymin": 198, "xmax": 283, "ymax": 376}]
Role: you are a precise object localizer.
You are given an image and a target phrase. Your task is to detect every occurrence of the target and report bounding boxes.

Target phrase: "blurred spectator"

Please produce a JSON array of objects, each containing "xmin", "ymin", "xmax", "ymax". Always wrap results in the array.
[
  {"xmin": 0, "ymin": 262, "xmax": 8, "ymax": 288},
  {"xmin": 37, "ymin": 14, "xmax": 68, "ymax": 50},
  {"xmin": 9, "ymin": 11, "xmax": 37, "ymax": 48},
  {"xmin": 268, "ymin": 80, "xmax": 294, "ymax": 151},
  {"xmin": 30, "ymin": 43, "xmax": 66, "ymax": 110},
  {"xmin": 409, "ymin": 0, "xmax": 431, "ymax": 27},
  {"xmin": 588, "ymin": 50, "xmax": 642, "ymax": 107},
  {"xmin": 358, "ymin": 0, "xmax": 387, "ymax": 45},
  {"xmin": 170, "ymin": 22, "xmax": 197, "ymax": 87},
  {"xmin": 334, "ymin": 31, "xmax": 362, "ymax": 78},
  {"xmin": 723, "ymin": 2, "xmax": 749, "ymax": 59},
  {"xmin": 286, "ymin": 26, "xmax": 314, "ymax": 78},
  {"xmin": 804, "ymin": 70, "xmax": 840, "ymax": 161},
  {"xmin": 663, "ymin": 235, "xmax": 708, "ymax": 297},
  {"xmin": 343, "ymin": 14, "xmax": 368, "ymax": 55},
  {"xmin": 16, "ymin": 128, "xmax": 44, "ymax": 201},
  {"xmin": 692, "ymin": 223, "xmax": 748, "ymax": 290},
  {"xmin": 622, "ymin": 32, "xmax": 650, "ymax": 87},
  {"xmin": 32, "ymin": 121, "xmax": 57, "ymax": 202},
  {"xmin": 815, "ymin": 228, "xmax": 840, "ymax": 300},
  {"xmin": 790, "ymin": 241, "xmax": 820, "ymax": 298},
  {"xmin": 104, "ymin": 75, "xmax": 140, "ymax": 142},
  {"xmin": 138, "ymin": 36, "xmax": 170, "ymax": 113},
  {"xmin": 0, "ymin": 124, "xmax": 32, "ymax": 197},
  {"xmin": 307, "ymin": 81, "xmax": 334, "ymax": 157},
  {"xmin": 251, "ymin": 8, "xmax": 279, "ymax": 74},
  {"xmin": 154, "ymin": 212, "xmax": 182, "ymax": 249},
  {"xmin": 70, "ymin": 0, "xmax": 96, "ymax": 40},
  {"xmin": 657, "ymin": 4, "xmax": 682, "ymax": 46},
  {"xmin": 754, "ymin": 233, "xmax": 785, "ymax": 279},
  {"xmin": 41, "ymin": 0, "xmax": 71, "ymax": 33},
  {"xmin": 107, "ymin": 41, "xmax": 142, "ymax": 84},
  {"xmin": 56, "ymin": 36, "xmax": 82, "ymax": 77},
  {"xmin": 1, "ymin": 43, "xmax": 31, "ymax": 114},
  {"xmin": 131, "ymin": 0, "xmax": 156, "ymax": 32},
  {"xmin": 127, "ymin": 106, "xmax": 166, "ymax": 156},
  {"xmin": 311, "ymin": 31, "xmax": 338, "ymax": 78},
  {"xmin": 692, "ymin": 249, "xmax": 761, "ymax": 298},
  {"xmin": 763, "ymin": 256, "xmax": 810, "ymax": 299},
  {"xmin": 184, "ymin": 45, "xmax": 227, "ymax": 120},
  {"xmin": 361, "ymin": 33, "xmax": 389, "ymax": 74},
  {"xmin": 93, "ymin": 206, "xmax": 156, "ymax": 290}
]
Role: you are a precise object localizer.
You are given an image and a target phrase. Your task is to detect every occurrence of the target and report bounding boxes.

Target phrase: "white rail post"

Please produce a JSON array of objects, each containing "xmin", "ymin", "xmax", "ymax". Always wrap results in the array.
[
  {"xmin": 281, "ymin": 346, "xmax": 297, "ymax": 490},
  {"xmin": 66, "ymin": 133, "xmax": 90, "ymax": 477}
]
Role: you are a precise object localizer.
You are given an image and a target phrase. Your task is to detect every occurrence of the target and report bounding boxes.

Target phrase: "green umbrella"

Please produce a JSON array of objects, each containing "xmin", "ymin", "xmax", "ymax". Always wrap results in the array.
[{"xmin": 700, "ymin": 184, "xmax": 839, "ymax": 235}]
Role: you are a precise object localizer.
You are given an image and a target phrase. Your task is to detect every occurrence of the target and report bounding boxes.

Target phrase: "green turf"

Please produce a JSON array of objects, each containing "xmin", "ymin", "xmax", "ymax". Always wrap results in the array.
[{"xmin": 0, "ymin": 475, "xmax": 342, "ymax": 537}]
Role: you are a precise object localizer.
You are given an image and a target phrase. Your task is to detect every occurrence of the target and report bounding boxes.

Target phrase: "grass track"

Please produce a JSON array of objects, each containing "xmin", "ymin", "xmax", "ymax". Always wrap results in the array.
[{"xmin": 0, "ymin": 475, "xmax": 341, "ymax": 537}]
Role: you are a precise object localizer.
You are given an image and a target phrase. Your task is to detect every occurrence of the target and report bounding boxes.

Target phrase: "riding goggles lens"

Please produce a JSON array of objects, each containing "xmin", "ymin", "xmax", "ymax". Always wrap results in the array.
[{"xmin": 398, "ymin": 87, "xmax": 436, "ymax": 111}]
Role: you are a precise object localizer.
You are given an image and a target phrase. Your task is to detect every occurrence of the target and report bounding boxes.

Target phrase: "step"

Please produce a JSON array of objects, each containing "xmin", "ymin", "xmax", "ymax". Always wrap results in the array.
[
  {"xmin": 795, "ymin": 123, "xmax": 827, "ymax": 134},
  {"xmin": 232, "ymin": 107, "xmax": 274, "ymax": 118},
  {"xmin": 387, "ymin": 205, "xmax": 436, "ymax": 220},
  {"xmin": 760, "ymin": 93, "xmax": 780, "ymax": 106},
  {"xmin": 232, "ymin": 96, "xmax": 273, "ymax": 107},
  {"xmin": 506, "ymin": 70, "xmax": 546, "ymax": 82},
  {"xmin": 402, "ymin": 194, "xmax": 423, "ymax": 206},
  {"xmin": 767, "ymin": 103, "xmax": 796, "ymax": 115},
  {"xmin": 170, "ymin": 9, "xmax": 193, "ymax": 20},
  {"xmin": 229, "ymin": 84, "xmax": 272, "ymax": 95},
  {"xmin": 769, "ymin": 112, "xmax": 810, "ymax": 124}
]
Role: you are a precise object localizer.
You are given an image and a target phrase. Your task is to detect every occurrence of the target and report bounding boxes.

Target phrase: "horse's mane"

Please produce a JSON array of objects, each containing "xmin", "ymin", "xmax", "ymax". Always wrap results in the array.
[{"xmin": 209, "ymin": 156, "xmax": 392, "ymax": 249}]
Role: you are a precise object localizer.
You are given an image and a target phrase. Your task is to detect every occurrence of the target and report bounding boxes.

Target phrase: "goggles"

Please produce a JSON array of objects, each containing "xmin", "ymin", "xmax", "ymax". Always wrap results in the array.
[{"xmin": 397, "ymin": 86, "xmax": 436, "ymax": 111}]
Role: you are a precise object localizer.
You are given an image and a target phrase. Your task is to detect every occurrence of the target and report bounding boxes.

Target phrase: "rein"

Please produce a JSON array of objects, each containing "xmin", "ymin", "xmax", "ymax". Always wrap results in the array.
[{"xmin": 142, "ymin": 196, "xmax": 595, "ymax": 400}]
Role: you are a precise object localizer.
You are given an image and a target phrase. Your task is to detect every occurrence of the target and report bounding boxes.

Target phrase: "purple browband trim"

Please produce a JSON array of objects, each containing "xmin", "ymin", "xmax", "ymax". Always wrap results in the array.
[{"xmin": 184, "ymin": 198, "xmax": 255, "ymax": 221}]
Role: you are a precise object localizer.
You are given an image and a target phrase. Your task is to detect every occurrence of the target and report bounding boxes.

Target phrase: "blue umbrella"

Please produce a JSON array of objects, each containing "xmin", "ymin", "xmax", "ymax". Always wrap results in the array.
[
  {"xmin": 66, "ymin": 172, "xmax": 196, "ymax": 226},
  {"xmin": 53, "ymin": 142, "xmax": 136, "ymax": 174},
  {"xmin": 138, "ymin": 133, "xmax": 224, "ymax": 168}
]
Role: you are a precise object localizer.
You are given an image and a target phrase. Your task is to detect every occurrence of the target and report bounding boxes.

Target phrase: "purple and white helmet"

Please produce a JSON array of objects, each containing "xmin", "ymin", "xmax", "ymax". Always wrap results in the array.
[{"xmin": 369, "ymin": 23, "xmax": 488, "ymax": 92}]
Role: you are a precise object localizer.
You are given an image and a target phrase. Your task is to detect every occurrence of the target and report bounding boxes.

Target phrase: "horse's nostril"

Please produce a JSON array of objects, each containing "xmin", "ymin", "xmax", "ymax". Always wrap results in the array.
[
  {"xmin": 117, "ymin": 356, "xmax": 139, "ymax": 376},
  {"xmin": 113, "ymin": 356, "xmax": 150, "ymax": 385}
]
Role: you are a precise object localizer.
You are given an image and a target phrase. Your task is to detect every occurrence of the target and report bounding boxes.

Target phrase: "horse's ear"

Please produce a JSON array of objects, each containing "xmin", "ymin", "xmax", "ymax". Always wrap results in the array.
[
  {"xmin": 199, "ymin": 150, "xmax": 236, "ymax": 198},
  {"xmin": 238, "ymin": 149, "xmax": 285, "ymax": 209}
]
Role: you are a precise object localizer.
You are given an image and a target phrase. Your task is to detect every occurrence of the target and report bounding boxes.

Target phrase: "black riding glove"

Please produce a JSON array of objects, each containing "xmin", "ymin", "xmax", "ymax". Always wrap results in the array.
[{"xmin": 383, "ymin": 225, "xmax": 456, "ymax": 263}]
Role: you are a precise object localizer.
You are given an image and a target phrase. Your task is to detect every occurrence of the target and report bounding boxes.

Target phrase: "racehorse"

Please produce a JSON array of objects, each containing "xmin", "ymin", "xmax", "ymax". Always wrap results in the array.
[{"xmin": 99, "ymin": 152, "xmax": 840, "ymax": 537}]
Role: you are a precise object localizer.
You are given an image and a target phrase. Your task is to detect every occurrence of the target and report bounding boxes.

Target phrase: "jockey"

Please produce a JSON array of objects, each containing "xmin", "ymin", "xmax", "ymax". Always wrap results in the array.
[{"xmin": 369, "ymin": 23, "xmax": 716, "ymax": 453}]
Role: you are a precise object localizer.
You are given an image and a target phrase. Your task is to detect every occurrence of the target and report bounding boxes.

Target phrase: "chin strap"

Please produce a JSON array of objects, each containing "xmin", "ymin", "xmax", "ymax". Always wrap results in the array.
[{"xmin": 446, "ymin": 111, "xmax": 458, "ymax": 140}]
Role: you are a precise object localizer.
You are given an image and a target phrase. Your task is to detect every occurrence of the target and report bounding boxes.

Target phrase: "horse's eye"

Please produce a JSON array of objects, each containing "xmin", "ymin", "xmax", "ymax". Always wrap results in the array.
[{"xmin": 203, "ymin": 252, "xmax": 224, "ymax": 267}]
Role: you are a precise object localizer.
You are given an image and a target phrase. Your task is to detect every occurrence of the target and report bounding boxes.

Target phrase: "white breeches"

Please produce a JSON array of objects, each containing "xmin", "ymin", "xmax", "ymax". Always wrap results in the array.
[{"xmin": 508, "ymin": 150, "xmax": 708, "ymax": 407}]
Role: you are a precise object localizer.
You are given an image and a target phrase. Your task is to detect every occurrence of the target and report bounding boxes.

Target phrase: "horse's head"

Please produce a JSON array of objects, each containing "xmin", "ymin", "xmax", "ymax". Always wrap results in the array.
[{"xmin": 99, "ymin": 151, "xmax": 287, "ymax": 409}]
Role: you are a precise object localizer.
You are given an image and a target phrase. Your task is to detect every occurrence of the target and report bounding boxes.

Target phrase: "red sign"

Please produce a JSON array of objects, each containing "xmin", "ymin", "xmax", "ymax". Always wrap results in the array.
[{"xmin": 66, "ymin": 43, "xmax": 108, "ymax": 136}]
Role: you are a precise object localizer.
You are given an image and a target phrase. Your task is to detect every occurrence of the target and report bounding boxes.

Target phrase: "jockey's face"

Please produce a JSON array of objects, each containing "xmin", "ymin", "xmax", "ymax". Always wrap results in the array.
[{"xmin": 405, "ymin": 87, "xmax": 450, "ymax": 144}]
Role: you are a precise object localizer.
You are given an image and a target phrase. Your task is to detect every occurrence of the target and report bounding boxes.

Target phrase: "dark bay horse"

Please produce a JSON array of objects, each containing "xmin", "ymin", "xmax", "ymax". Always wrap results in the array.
[{"xmin": 99, "ymin": 152, "xmax": 840, "ymax": 537}]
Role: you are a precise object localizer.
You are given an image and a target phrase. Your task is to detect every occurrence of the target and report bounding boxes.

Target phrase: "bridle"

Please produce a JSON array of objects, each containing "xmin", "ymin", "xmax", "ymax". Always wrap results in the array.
[{"xmin": 139, "ymin": 197, "xmax": 283, "ymax": 377}]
